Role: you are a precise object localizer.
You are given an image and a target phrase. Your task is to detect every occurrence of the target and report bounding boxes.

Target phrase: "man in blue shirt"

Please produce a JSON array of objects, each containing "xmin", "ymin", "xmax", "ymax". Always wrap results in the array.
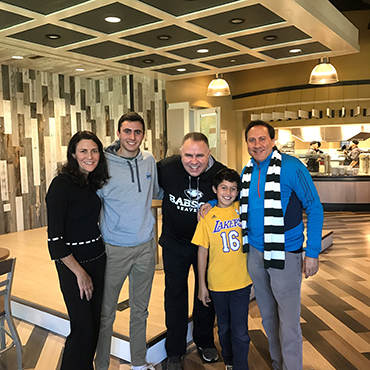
[{"xmin": 241, "ymin": 120, "xmax": 323, "ymax": 370}]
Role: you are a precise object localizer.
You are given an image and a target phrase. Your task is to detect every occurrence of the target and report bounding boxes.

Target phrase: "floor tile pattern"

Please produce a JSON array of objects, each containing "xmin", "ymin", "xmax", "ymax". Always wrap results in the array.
[{"xmin": 3, "ymin": 211, "xmax": 370, "ymax": 370}]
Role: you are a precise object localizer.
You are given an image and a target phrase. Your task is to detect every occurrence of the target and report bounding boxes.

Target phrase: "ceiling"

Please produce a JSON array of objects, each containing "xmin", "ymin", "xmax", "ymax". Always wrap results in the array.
[{"xmin": 0, "ymin": 0, "xmax": 363, "ymax": 80}]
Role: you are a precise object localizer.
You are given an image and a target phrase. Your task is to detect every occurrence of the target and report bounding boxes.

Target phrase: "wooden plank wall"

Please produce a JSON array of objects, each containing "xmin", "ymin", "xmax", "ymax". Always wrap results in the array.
[{"xmin": 0, "ymin": 64, "xmax": 166, "ymax": 235}]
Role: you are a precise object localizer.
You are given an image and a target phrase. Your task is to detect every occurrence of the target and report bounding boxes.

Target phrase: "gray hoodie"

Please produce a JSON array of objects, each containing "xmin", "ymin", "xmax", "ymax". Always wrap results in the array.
[{"xmin": 97, "ymin": 140, "xmax": 163, "ymax": 247}]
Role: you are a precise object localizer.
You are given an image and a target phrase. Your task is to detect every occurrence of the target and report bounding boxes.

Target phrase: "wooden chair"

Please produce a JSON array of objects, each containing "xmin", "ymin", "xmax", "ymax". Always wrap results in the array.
[{"xmin": 0, "ymin": 258, "xmax": 23, "ymax": 370}]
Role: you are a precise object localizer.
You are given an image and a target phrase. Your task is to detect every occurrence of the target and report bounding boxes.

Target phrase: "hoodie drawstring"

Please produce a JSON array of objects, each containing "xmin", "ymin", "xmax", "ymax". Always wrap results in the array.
[
  {"xmin": 127, "ymin": 161, "xmax": 135, "ymax": 183},
  {"xmin": 127, "ymin": 160, "xmax": 142, "ymax": 193},
  {"xmin": 135, "ymin": 158, "xmax": 142, "ymax": 193}
]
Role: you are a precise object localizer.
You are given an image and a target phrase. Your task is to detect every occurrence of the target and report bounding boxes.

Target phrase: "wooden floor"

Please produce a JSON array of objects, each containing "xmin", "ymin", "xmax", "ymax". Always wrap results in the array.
[
  {"xmin": 0, "ymin": 227, "xmax": 184, "ymax": 343},
  {"xmin": 2, "ymin": 211, "xmax": 370, "ymax": 370}
]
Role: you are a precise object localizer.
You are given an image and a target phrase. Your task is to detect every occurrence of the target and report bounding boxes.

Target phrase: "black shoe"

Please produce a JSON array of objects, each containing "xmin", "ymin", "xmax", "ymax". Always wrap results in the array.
[
  {"xmin": 197, "ymin": 346, "xmax": 219, "ymax": 362},
  {"xmin": 167, "ymin": 356, "xmax": 183, "ymax": 370}
]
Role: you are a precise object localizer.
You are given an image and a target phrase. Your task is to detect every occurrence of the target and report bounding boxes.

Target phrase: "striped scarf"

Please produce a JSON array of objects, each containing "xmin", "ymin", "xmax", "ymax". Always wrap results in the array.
[{"xmin": 240, "ymin": 149, "xmax": 285, "ymax": 269}]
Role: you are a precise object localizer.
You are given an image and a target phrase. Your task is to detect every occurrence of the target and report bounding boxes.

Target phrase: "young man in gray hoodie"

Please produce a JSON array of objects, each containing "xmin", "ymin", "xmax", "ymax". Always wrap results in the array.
[{"xmin": 95, "ymin": 112, "xmax": 163, "ymax": 370}]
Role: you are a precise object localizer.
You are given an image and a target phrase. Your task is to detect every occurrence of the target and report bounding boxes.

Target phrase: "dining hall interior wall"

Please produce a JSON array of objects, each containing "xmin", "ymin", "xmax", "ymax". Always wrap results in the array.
[
  {"xmin": 166, "ymin": 75, "xmax": 236, "ymax": 171},
  {"xmin": 230, "ymin": 10, "xmax": 370, "ymax": 166},
  {"xmin": 167, "ymin": 10, "xmax": 370, "ymax": 172},
  {"xmin": 0, "ymin": 66, "xmax": 166, "ymax": 235}
]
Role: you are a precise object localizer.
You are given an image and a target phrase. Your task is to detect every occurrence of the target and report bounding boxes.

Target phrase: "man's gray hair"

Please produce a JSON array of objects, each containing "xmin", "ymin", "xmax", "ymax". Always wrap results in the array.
[{"xmin": 181, "ymin": 132, "xmax": 209, "ymax": 147}]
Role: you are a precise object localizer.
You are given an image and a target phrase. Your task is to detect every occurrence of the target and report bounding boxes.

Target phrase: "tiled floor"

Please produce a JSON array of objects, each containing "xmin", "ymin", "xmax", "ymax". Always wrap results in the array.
[{"xmin": 3, "ymin": 211, "xmax": 370, "ymax": 370}]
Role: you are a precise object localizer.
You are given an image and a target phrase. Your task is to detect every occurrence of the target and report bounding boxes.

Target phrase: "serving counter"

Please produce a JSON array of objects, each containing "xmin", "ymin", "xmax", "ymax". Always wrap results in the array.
[{"xmin": 312, "ymin": 175, "xmax": 370, "ymax": 211}]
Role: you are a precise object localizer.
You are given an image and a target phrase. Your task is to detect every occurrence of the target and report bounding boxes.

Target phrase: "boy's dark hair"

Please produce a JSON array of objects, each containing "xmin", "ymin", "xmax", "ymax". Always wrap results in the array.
[
  {"xmin": 245, "ymin": 120, "xmax": 275, "ymax": 142},
  {"xmin": 117, "ymin": 112, "xmax": 145, "ymax": 133},
  {"xmin": 213, "ymin": 168, "xmax": 241, "ymax": 191}
]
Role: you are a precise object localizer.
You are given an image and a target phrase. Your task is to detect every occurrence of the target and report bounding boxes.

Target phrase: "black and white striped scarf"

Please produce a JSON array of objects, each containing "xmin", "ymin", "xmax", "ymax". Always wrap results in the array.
[{"xmin": 240, "ymin": 149, "xmax": 285, "ymax": 269}]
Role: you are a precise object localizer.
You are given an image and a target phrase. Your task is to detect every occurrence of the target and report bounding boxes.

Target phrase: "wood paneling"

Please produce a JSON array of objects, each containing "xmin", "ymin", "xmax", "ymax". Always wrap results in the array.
[{"xmin": 0, "ymin": 64, "xmax": 166, "ymax": 234}]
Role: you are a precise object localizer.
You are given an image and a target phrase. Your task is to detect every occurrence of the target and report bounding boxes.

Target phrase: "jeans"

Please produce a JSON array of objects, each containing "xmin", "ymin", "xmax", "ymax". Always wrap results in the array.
[{"xmin": 211, "ymin": 285, "xmax": 252, "ymax": 370}]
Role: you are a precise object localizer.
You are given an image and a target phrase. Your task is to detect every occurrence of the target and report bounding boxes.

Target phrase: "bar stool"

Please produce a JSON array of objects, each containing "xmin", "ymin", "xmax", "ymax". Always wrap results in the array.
[{"xmin": 0, "ymin": 258, "xmax": 23, "ymax": 370}]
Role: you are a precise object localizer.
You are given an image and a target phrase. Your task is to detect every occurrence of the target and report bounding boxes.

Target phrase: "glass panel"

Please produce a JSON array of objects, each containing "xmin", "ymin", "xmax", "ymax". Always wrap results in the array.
[
  {"xmin": 196, "ymin": 107, "xmax": 220, "ymax": 160},
  {"xmin": 199, "ymin": 112, "xmax": 217, "ymax": 157}
]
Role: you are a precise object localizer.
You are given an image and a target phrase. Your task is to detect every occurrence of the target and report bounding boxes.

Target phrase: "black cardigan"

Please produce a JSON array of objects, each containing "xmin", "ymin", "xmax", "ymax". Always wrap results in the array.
[{"xmin": 46, "ymin": 173, "xmax": 104, "ymax": 263}]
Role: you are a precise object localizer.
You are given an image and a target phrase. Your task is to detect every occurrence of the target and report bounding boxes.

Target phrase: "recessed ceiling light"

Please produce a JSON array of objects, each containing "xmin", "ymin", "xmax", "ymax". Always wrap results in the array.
[
  {"xmin": 75, "ymin": 68, "xmax": 85, "ymax": 71},
  {"xmin": 177, "ymin": 68, "xmax": 186, "ymax": 72},
  {"xmin": 105, "ymin": 16, "xmax": 121, "ymax": 23},
  {"xmin": 45, "ymin": 34, "xmax": 61, "ymax": 40},
  {"xmin": 289, "ymin": 48, "xmax": 302, "ymax": 53},
  {"xmin": 143, "ymin": 59, "xmax": 154, "ymax": 64},
  {"xmin": 157, "ymin": 35, "xmax": 171, "ymax": 41},
  {"xmin": 263, "ymin": 35, "xmax": 277, "ymax": 41},
  {"xmin": 197, "ymin": 48, "xmax": 209, "ymax": 53},
  {"xmin": 229, "ymin": 18, "xmax": 245, "ymax": 24},
  {"xmin": 12, "ymin": 56, "xmax": 23, "ymax": 59}
]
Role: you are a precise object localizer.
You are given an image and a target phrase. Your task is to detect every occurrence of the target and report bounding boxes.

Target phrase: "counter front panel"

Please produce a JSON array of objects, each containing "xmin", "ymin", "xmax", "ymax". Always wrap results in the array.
[{"xmin": 312, "ymin": 175, "xmax": 370, "ymax": 211}]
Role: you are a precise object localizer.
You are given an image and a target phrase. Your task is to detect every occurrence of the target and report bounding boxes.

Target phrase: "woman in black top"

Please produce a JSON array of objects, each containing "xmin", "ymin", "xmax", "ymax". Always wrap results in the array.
[{"xmin": 46, "ymin": 131, "xmax": 109, "ymax": 370}]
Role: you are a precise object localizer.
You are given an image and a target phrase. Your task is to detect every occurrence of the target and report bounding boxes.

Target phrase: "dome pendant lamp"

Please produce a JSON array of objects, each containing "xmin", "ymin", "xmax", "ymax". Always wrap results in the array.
[
  {"xmin": 309, "ymin": 57, "xmax": 339, "ymax": 85},
  {"xmin": 207, "ymin": 73, "xmax": 231, "ymax": 96}
]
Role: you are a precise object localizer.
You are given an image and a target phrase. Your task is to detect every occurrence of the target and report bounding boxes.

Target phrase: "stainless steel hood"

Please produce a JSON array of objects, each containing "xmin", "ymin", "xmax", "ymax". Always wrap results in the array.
[
  {"xmin": 291, "ymin": 125, "xmax": 370, "ymax": 142},
  {"xmin": 348, "ymin": 132, "xmax": 370, "ymax": 141}
]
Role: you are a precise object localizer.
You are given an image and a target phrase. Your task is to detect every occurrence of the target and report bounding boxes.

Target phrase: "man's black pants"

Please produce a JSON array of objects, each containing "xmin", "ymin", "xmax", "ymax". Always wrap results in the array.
[{"xmin": 162, "ymin": 244, "xmax": 215, "ymax": 357}]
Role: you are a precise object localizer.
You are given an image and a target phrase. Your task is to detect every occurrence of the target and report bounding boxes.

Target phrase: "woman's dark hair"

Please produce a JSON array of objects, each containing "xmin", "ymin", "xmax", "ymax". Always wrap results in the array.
[
  {"xmin": 213, "ymin": 168, "xmax": 241, "ymax": 191},
  {"xmin": 59, "ymin": 131, "xmax": 109, "ymax": 190}
]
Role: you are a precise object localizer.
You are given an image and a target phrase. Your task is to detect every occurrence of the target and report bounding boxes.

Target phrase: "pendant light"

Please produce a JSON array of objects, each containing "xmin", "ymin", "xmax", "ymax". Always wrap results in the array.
[
  {"xmin": 207, "ymin": 74, "xmax": 231, "ymax": 96},
  {"xmin": 309, "ymin": 57, "xmax": 339, "ymax": 85}
]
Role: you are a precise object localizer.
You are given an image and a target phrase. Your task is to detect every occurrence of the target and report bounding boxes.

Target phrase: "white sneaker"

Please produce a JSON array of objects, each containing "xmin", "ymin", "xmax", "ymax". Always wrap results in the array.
[{"xmin": 225, "ymin": 365, "xmax": 233, "ymax": 370}]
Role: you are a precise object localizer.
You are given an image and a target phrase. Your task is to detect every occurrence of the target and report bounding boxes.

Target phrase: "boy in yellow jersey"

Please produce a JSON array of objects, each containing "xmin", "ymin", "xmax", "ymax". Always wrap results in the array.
[{"xmin": 192, "ymin": 168, "xmax": 252, "ymax": 370}]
